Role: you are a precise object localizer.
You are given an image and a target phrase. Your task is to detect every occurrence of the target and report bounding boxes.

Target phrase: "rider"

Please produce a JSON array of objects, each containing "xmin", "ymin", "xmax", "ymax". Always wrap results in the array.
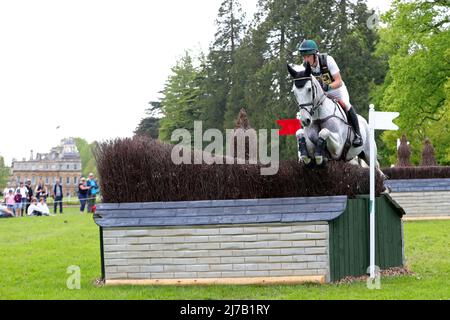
[{"xmin": 298, "ymin": 39, "xmax": 363, "ymax": 147}]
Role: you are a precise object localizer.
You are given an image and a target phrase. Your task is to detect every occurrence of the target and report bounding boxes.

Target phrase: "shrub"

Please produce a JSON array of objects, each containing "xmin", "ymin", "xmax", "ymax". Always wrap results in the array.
[
  {"xmin": 94, "ymin": 136, "xmax": 384, "ymax": 203},
  {"xmin": 381, "ymin": 166, "xmax": 450, "ymax": 180}
]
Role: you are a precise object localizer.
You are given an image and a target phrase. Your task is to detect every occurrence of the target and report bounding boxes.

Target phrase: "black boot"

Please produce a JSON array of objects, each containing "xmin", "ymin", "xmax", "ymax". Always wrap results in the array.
[{"xmin": 347, "ymin": 108, "xmax": 363, "ymax": 147}]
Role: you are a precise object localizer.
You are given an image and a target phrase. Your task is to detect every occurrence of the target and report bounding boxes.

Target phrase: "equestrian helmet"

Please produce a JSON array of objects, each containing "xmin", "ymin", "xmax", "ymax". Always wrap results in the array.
[{"xmin": 299, "ymin": 39, "xmax": 319, "ymax": 55}]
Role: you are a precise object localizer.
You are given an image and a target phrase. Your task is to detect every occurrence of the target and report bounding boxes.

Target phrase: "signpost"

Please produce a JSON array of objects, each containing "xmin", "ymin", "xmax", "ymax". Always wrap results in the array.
[{"xmin": 368, "ymin": 104, "xmax": 399, "ymax": 279}]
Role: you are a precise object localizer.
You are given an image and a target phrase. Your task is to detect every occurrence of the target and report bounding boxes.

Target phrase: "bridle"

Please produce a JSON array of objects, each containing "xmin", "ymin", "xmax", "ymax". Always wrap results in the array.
[{"xmin": 293, "ymin": 76, "xmax": 326, "ymax": 117}]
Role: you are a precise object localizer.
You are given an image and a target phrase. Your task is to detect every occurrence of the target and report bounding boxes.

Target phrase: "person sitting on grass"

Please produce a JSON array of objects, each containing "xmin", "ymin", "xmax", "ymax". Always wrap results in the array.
[
  {"xmin": 37, "ymin": 197, "xmax": 52, "ymax": 216},
  {"xmin": 27, "ymin": 198, "xmax": 43, "ymax": 216},
  {"xmin": 0, "ymin": 204, "xmax": 14, "ymax": 218}
]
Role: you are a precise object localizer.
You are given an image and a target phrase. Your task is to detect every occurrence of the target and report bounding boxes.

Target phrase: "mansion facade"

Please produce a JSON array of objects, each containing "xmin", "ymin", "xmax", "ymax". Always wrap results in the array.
[{"xmin": 10, "ymin": 138, "xmax": 82, "ymax": 197}]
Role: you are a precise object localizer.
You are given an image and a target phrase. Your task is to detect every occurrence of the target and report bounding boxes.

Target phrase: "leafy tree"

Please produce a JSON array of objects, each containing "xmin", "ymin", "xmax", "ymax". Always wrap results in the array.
[
  {"xmin": 375, "ymin": 0, "xmax": 450, "ymax": 165},
  {"xmin": 74, "ymin": 138, "xmax": 98, "ymax": 178},
  {"xmin": 158, "ymin": 52, "xmax": 205, "ymax": 142},
  {"xmin": 134, "ymin": 101, "xmax": 161, "ymax": 139},
  {"xmin": 0, "ymin": 156, "xmax": 10, "ymax": 188},
  {"xmin": 202, "ymin": 0, "xmax": 247, "ymax": 131}
]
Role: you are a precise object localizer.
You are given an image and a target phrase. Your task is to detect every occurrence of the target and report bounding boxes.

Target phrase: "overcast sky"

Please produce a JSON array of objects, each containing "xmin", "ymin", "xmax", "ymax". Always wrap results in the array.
[{"xmin": 0, "ymin": 0, "xmax": 391, "ymax": 166}]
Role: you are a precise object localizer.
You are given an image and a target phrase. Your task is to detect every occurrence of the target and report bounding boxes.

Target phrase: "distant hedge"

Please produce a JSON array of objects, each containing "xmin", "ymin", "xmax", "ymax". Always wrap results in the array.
[
  {"xmin": 94, "ymin": 136, "xmax": 384, "ymax": 203},
  {"xmin": 382, "ymin": 166, "xmax": 450, "ymax": 180}
]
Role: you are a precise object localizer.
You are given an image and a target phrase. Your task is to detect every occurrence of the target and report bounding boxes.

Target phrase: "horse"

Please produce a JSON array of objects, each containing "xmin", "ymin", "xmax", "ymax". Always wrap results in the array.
[{"xmin": 287, "ymin": 62, "xmax": 378, "ymax": 171}]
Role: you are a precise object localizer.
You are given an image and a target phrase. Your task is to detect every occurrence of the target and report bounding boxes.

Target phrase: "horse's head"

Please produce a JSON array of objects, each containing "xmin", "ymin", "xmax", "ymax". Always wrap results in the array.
[{"xmin": 287, "ymin": 62, "xmax": 323, "ymax": 128}]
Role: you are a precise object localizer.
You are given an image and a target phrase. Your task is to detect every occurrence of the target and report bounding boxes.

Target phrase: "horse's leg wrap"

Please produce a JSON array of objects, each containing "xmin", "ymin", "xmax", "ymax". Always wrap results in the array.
[
  {"xmin": 298, "ymin": 137, "xmax": 312, "ymax": 165},
  {"xmin": 314, "ymin": 138, "xmax": 327, "ymax": 166}
]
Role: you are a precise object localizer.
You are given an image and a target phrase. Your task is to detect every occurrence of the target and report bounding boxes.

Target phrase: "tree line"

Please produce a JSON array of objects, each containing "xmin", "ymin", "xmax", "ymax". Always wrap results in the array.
[{"xmin": 136, "ymin": 0, "xmax": 449, "ymax": 166}]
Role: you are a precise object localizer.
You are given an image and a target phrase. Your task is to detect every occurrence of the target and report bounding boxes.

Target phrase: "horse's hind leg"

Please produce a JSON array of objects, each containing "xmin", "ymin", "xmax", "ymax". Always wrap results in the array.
[{"xmin": 296, "ymin": 129, "xmax": 313, "ymax": 165}]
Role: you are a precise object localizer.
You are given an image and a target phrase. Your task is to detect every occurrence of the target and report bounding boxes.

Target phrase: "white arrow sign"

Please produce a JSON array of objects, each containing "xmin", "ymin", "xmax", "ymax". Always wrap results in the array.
[{"xmin": 369, "ymin": 108, "xmax": 400, "ymax": 131}]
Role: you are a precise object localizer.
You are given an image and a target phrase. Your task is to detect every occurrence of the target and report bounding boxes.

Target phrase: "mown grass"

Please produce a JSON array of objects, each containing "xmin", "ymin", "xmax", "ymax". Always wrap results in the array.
[{"xmin": 0, "ymin": 209, "xmax": 449, "ymax": 300}]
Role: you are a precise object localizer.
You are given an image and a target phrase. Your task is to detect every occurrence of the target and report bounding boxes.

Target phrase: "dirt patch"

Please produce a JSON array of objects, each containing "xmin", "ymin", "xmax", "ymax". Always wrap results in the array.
[{"xmin": 335, "ymin": 267, "xmax": 415, "ymax": 284}]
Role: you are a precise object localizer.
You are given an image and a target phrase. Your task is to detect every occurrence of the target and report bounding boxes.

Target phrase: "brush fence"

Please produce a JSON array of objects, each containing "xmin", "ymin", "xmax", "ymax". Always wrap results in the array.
[
  {"xmin": 385, "ymin": 179, "xmax": 450, "ymax": 219},
  {"xmin": 93, "ymin": 195, "xmax": 405, "ymax": 285}
]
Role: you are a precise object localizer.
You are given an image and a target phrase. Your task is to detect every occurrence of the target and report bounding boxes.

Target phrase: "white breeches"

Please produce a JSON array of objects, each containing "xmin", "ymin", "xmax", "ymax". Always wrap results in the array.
[{"xmin": 327, "ymin": 84, "xmax": 352, "ymax": 112}]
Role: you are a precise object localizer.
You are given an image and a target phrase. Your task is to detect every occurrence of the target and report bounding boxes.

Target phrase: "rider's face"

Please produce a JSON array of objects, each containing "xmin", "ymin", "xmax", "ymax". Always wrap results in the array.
[{"xmin": 302, "ymin": 54, "xmax": 316, "ymax": 66}]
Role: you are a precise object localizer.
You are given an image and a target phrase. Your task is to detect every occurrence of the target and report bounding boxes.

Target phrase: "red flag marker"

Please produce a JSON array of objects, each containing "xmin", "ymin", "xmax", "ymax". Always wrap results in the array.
[{"xmin": 277, "ymin": 119, "xmax": 302, "ymax": 136}]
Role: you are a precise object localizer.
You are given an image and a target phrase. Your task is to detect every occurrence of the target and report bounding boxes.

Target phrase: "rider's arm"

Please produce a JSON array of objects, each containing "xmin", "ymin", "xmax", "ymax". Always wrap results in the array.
[{"xmin": 329, "ymin": 72, "xmax": 343, "ymax": 90}]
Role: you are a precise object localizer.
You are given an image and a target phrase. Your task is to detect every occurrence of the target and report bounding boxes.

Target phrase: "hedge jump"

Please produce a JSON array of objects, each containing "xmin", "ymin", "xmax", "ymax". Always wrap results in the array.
[
  {"xmin": 93, "ymin": 194, "xmax": 405, "ymax": 285},
  {"xmin": 385, "ymin": 178, "xmax": 450, "ymax": 219}
]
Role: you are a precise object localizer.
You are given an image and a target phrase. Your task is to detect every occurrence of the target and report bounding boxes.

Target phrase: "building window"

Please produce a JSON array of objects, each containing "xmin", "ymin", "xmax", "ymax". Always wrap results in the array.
[
  {"xmin": 45, "ymin": 177, "xmax": 49, "ymax": 184},
  {"xmin": 32, "ymin": 177, "xmax": 36, "ymax": 184},
  {"xmin": 74, "ymin": 164, "xmax": 77, "ymax": 170},
  {"xmin": 66, "ymin": 177, "xmax": 70, "ymax": 185},
  {"xmin": 66, "ymin": 164, "xmax": 70, "ymax": 170},
  {"xmin": 74, "ymin": 177, "xmax": 78, "ymax": 185},
  {"xmin": 53, "ymin": 177, "xmax": 56, "ymax": 184}
]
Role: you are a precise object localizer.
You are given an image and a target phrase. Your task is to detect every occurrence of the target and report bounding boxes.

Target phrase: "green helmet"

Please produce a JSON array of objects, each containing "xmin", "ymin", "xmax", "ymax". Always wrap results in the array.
[{"xmin": 299, "ymin": 40, "xmax": 319, "ymax": 55}]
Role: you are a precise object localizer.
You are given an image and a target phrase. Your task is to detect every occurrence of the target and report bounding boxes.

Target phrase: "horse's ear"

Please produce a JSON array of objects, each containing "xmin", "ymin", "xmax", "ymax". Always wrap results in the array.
[
  {"xmin": 287, "ymin": 64, "xmax": 298, "ymax": 79},
  {"xmin": 304, "ymin": 62, "xmax": 312, "ymax": 76}
]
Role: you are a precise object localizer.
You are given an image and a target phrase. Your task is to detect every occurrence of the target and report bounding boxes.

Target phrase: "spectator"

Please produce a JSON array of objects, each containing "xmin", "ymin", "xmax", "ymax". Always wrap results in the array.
[
  {"xmin": 5, "ymin": 189, "xmax": 16, "ymax": 216},
  {"xmin": 37, "ymin": 197, "xmax": 50, "ymax": 216},
  {"xmin": 27, "ymin": 198, "xmax": 42, "ymax": 216},
  {"xmin": 3, "ymin": 182, "xmax": 11, "ymax": 198},
  {"xmin": 14, "ymin": 189, "xmax": 23, "ymax": 217},
  {"xmin": 35, "ymin": 180, "xmax": 48, "ymax": 201},
  {"xmin": 0, "ymin": 204, "xmax": 14, "ymax": 218},
  {"xmin": 16, "ymin": 182, "xmax": 28, "ymax": 217},
  {"xmin": 78, "ymin": 177, "xmax": 90, "ymax": 214},
  {"xmin": 52, "ymin": 179, "xmax": 64, "ymax": 214},
  {"xmin": 25, "ymin": 180, "xmax": 34, "ymax": 213},
  {"xmin": 86, "ymin": 173, "xmax": 99, "ymax": 213}
]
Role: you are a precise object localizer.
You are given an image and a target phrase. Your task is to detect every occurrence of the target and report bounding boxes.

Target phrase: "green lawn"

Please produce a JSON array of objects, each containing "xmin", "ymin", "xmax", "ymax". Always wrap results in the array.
[{"xmin": 0, "ymin": 208, "xmax": 449, "ymax": 300}]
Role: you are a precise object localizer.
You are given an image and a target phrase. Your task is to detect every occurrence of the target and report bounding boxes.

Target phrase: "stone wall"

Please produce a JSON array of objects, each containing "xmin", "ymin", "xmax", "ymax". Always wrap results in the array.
[{"xmin": 103, "ymin": 222, "xmax": 330, "ymax": 283}]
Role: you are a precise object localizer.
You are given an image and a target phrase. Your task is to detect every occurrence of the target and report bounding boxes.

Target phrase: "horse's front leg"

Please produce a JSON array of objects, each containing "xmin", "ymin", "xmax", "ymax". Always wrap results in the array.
[
  {"xmin": 315, "ymin": 128, "xmax": 343, "ymax": 165},
  {"xmin": 296, "ymin": 129, "xmax": 314, "ymax": 166}
]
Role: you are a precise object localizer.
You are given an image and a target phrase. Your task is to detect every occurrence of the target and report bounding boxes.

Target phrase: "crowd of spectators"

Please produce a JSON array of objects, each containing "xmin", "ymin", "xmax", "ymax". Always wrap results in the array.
[{"xmin": 1, "ymin": 173, "xmax": 99, "ymax": 218}]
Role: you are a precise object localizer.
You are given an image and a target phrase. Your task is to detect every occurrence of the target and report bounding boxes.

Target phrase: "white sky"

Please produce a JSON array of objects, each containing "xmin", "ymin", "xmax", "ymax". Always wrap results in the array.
[{"xmin": 0, "ymin": 0, "xmax": 391, "ymax": 166}]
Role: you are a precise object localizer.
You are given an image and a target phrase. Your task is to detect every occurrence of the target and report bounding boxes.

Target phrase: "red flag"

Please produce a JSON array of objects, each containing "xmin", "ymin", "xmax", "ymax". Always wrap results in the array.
[{"xmin": 277, "ymin": 119, "xmax": 302, "ymax": 136}]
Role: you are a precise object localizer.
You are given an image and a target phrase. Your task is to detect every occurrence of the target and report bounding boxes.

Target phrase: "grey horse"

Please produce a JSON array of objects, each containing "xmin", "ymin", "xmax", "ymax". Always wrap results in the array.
[{"xmin": 287, "ymin": 62, "xmax": 376, "ymax": 169}]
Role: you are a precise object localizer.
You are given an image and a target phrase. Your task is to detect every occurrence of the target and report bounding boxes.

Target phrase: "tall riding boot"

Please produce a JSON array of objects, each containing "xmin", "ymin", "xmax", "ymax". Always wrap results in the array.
[{"xmin": 347, "ymin": 107, "xmax": 363, "ymax": 147}]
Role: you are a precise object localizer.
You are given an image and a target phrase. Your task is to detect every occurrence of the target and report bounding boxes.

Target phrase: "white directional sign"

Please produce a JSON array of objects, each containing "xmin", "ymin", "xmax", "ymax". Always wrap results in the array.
[
  {"xmin": 369, "ymin": 110, "xmax": 400, "ymax": 131},
  {"xmin": 368, "ymin": 104, "xmax": 399, "ymax": 281}
]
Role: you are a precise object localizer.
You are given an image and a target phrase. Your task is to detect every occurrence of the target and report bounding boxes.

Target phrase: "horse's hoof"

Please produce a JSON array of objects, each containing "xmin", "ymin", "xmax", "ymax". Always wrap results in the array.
[
  {"xmin": 315, "ymin": 156, "xmax": 323, "ymax": 166},
  {"xmin": 302, "ymin": 156, "xmax": 312, "ymax": 165}
]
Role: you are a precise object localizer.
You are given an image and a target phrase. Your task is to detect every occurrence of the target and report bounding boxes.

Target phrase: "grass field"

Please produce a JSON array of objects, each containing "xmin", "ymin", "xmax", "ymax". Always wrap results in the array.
[{"xmin": 0, "ymin": 207, "xmax": 449, "ymax": 300}]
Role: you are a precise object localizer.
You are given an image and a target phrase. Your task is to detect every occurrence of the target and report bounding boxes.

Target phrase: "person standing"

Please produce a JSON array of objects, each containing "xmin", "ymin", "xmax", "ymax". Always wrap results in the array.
[
  {"xmin": 78, "ymin": 177, "xmax": 90, "ymax": 214},
  {"xmin": 35, "ymin": 180, "xmax": 48, "ymax": 201},
  {"xmin": 5, "ymin": 189, "xmax": 16, "ymax": 216},
  {"xmin": 86, "ymin": 173, "xmax": 99, "ymax": 213},
  {"xmin": 52, "ymin": 179, "xmax": 64, "ymax": 214},
  {"xmin": 25, "ymin": 180, "xmax": 34, "ymax": 214},
  {"xmin": 14, "ymin": 189, "xmax": 23, "ymax": 217},
  {"xmin": 16, "ymin": 182, "xmax": 28, "ymax": 217}
]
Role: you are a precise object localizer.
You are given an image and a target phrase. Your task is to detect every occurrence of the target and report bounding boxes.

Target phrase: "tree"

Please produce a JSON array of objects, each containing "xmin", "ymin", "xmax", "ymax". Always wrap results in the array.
[
  {"xmin": 0, "ymin": 156, "xmax": 10, "ymax": 188},
  {"xmin": 201, "ymin": 0, "xmax": 247, "ymax": 131},
  {"xmin": 158, "ymin": 52, "xmax": 205, "ymax": 142},
  {"xmin": 375, "ymin": 0, "xmax": 450, "ymax": 165},
  {"xmin": 397, "ymin": 134, "xmax": 412, "ymax": 167},
  {"xmin": 420, "ymin": 138, "xmax": 437, "ymax": 166},
  {"xmin": 134, "ymin": 101, "xmax": 161, "ymax": 139},
  {"xmin": 74, "ymin": 138, "xmax": 98, "ymax": 178}
]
